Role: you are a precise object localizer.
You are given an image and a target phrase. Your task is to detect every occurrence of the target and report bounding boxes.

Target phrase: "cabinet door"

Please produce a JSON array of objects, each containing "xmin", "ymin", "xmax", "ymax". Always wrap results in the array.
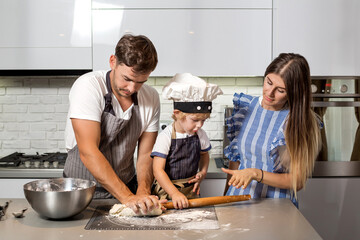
[
  {"xmin": 200, "ymin": 179, "xmax": 226, "ymax": 197},
  {"xmin": 0, "ymin": 0, "xmax": 92, "ymax": 70},
  {"xmin": 92, "ymin": 0, "xmax": 272, "ymax": 9},
  {"xmin": 273, "ymin": 0, "xmax": 360, "ymax": 76},
  {"xmin": 93, "ymin": 9, "xmax": 271, "ymax": 76},
  {"xmin": 0, "ymin": 179, "xmax": 40, "ymax": 198}
]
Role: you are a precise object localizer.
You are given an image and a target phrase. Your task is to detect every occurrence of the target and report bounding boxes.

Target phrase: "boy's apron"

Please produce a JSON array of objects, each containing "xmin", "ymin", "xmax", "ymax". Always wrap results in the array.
[
  {"xmin": 63, "ymin": 71, "xmax": 142, "ymax": 198},
  {"xmin": 153, "ymin": 123, "xmax": 201, "ymax": 200}
]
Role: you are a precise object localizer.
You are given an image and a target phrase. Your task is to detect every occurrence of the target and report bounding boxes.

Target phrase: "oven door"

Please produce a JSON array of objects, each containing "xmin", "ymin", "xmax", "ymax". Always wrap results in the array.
[{"xmin": 312, "ymin": 78, "xmax": 360, "ymax": 162}]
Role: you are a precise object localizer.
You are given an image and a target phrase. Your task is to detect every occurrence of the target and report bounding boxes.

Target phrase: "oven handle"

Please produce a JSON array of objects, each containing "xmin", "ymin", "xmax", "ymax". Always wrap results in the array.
[
  {"xmin": 313, "ymin": 94, "xmax": 360, "ymax": 98},
  {"xmin": 312, "ymin": 101, "xmax": 360, "ymax": 107}
]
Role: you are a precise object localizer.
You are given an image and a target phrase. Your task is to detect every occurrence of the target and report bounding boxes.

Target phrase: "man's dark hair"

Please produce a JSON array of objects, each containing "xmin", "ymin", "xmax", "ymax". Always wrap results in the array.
[{"xmin": 115, "ymin": 34, "xmax": 158, "ymax": 74}]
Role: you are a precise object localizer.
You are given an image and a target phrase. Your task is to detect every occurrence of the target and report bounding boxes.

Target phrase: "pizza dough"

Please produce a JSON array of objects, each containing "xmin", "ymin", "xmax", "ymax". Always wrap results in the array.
[{"xmin": 109, "ymin": 204, "xmax": 163, "ymax": 217}]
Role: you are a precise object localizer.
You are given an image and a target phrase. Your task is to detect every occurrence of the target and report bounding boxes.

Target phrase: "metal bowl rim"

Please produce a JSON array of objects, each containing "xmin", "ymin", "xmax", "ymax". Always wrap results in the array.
[{"xmin": 23, "ymin": 178, "xmax": 96, "ymax": 192}]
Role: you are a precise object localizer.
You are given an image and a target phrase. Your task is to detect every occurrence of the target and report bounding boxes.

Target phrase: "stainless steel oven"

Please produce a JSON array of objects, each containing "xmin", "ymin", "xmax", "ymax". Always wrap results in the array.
[{"xmin": 311, "ymin": 78, "xmax": 360, "ymax": 162}]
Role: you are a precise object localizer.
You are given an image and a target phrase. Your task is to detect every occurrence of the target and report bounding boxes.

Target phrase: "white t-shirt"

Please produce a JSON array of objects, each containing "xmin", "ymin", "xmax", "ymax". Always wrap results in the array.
[
  {"xmin": 151, "ymin": 122, "xmax": 211, "ymax": 159},
  {"xmin": 65, "ymin": 70, "xmax": 160, "ymax": 151}
]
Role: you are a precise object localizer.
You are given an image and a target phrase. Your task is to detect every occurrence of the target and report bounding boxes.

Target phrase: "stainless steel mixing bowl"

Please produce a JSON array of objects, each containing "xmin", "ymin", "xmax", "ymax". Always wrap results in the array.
[{"xmin": 23, "ymin": 178, "xmax": 96, "ymax": 219}]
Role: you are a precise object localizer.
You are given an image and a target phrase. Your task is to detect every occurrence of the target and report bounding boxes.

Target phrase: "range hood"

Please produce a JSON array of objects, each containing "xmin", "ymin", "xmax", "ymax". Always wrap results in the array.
[{"xmin": 0, "ymin": 69, "xmax": 92, "ymax": 77}]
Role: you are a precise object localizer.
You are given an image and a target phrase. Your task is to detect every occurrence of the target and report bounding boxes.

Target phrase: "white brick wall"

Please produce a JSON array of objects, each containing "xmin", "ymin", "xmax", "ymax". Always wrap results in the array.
[
  {"xmin": 0, "ymin": 76, "xmax": 263, "ymax": 158},
  {"xmin": 0, "ymin": 77, "xmax": 75, "ymax": 157}
]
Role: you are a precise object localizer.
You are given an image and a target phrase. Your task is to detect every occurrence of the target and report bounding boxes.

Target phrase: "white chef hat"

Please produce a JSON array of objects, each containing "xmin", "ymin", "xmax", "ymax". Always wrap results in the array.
[{"xmin": 162, "ymin": 73, "xmax": 223, "ymax": 113}]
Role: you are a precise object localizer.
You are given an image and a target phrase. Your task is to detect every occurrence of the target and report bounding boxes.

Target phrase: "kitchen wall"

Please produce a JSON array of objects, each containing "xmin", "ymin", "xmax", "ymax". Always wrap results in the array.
[{"xmin": 0, "ymin": 76, "xmax": 264, "ymax": 158}]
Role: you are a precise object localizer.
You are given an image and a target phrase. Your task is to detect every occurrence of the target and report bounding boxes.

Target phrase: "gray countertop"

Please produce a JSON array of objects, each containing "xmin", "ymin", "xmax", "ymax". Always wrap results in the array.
[
  {"xmin": 2, "ymin": 157, "xmax": 357, "ymax": 179},
  {"xmin": 0, "ymin": 157, "xmax": 226, "ymax": 179},
  {"xmin": 0, "ymin": 198, "xmax": 321, "ymax": 240},
  {"xmin": 0, "ymin": 168, "xmax": 64, "ymax": 179}
]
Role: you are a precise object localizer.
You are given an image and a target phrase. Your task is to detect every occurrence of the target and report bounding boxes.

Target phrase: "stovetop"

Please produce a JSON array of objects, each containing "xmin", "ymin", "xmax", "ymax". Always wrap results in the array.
[{"xmin": 0, "ymin": 152, "xmax": 67, "ymax": 169}]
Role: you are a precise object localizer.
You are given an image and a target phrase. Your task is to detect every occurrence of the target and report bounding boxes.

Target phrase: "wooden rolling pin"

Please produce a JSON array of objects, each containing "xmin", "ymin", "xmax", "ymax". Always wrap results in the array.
[{"xmin": 162, "ymin": 195, "xmax": 251, "ymax": 209}]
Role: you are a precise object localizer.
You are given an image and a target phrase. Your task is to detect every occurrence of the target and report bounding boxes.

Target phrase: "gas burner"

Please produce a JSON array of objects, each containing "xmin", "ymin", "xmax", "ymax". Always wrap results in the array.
[{"xmin": 0, "ymin": 152, "xmax": 67, "ymax": 169}]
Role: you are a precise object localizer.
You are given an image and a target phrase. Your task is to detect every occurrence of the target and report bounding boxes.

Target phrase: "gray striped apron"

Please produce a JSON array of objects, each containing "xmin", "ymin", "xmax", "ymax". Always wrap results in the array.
[
  {"xmin": 166, "ymin": 123, "xmax": 201, "ymax": 180},
  {"xmin": 63, "ymin": 71, "xmax": 142, "ymax": 198},
  {"xmin": 152, "ymin": 123, "xmax": 201, "ymax": 200}
]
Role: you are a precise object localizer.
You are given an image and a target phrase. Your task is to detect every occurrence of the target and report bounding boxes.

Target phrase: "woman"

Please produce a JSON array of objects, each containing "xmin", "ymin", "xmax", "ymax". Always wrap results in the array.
[{"xmin": 222, "ymin": 53, "xmax": 321, "ymax": 207}]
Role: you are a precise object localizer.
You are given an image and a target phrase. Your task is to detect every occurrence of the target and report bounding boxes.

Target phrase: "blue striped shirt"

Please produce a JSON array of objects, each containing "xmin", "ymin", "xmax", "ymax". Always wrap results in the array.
[{"xmin": 224, "ymin": 93, "xmax": 297, "ymax": 206}]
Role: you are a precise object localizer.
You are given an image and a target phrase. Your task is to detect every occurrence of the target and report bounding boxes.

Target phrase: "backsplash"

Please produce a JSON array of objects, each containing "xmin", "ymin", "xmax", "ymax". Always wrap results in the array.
[{"xmin": 0, "ymin": 75, "xmax": 264, "ymax": 158}]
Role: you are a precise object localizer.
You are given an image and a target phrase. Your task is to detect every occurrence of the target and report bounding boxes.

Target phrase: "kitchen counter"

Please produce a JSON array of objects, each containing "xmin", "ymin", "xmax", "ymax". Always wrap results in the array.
[
  {"xmin": 0, "ymin": 168, "xmax": 63, "ymax": 178},
  {"xmin": 207, "ymin": 157, "xmax": 360, "ymax": 178},
  {"xmin": 2, "ymin": 158, "xmax": 360, "ymax": 179},
  {"xmin": 0, "ymin": 198, "xmax": 321, "ymax": 240},
  {"xmin": 0, "ymin": 157, "xmax": 225, "ymax": 179}
]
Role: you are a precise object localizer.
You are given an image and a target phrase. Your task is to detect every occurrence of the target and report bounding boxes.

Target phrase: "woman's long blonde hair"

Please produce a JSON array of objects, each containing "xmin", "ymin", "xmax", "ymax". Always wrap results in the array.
[{"xmin": 265, "ymin": 53, "xmax": 321, "ymax": 195}]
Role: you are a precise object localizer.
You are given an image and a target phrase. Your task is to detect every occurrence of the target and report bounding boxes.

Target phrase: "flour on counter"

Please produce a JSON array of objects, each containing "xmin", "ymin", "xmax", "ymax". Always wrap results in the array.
[
  {"xmin": 106, "ymin": 207, "xmax": 219, "ymax": 230},
  {"xmin": 221, "ymin": 223, "xmax": 250, "ymax": 233}
]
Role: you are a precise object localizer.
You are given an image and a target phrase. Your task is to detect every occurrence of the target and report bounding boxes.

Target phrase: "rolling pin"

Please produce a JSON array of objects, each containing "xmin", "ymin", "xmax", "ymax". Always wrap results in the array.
[{"xmin": 162, "ymin": 195, "xmax": 251, "ymax": 209}]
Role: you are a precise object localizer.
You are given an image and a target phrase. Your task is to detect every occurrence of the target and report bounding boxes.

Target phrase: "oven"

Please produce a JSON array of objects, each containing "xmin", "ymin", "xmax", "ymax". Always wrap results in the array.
[{"xmin": 311, "ymin": 78, "xmax": 360, "ymax": 162}]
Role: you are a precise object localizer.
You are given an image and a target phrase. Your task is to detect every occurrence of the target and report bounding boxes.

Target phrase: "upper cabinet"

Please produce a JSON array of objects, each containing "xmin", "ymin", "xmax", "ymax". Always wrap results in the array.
[
  {"xmin": 92, "ymin": 0, "xmax": 272, "ymax": 76},
  {"xmin": 92, "ymin": 0, "xmax": 272, "ymax": 9},
  {"xmin": 0, "ymin": 0, "xmax": 92, "ymax": 70},
  {"xmin": 273, "ymin": 0, "xmax": 360, "ymax": 76},
  {"xmin": 1, "ymin": 0, "xmax": 358, "ymax": 76}
]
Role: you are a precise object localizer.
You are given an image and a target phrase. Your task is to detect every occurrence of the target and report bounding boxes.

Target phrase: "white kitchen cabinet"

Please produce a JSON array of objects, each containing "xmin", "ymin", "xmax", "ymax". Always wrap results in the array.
[
  {"xmin": 92, "ymin": 0, "xmax": 272, "ymax": 9},
  {"xmin": 0, "ymin": 0, "xmax": 92, "ymax": 70},
  {"xmin": 0, "ymin": 179, "xmax": 38, "ymax": 198},
  {"xmin": 200, "ymin": 179, "xmax": 226, "ymax": 197},
  {"xmin": 273, "ymin": 0, "xmax": 360, "ymax": 76},
  {"xmin": 93, "ymin": 8, "xmax": 271, "ymax": 76}
]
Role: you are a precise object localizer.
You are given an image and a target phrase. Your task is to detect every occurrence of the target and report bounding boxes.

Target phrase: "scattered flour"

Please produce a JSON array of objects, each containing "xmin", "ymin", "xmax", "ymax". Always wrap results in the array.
[
  {"xmin": 221, "ymin": 223, "xmax": 250, "ymax": 233},
  {"xmin": 107, "ymin": 207, "xmax": 219, "ymax": 230}
]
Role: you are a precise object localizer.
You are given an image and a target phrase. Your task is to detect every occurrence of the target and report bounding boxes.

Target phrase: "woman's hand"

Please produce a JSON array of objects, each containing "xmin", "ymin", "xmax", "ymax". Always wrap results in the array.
[
  {"xmin": 221, "ymin": 168, "xmax": 260, "ymax": 189},
  {"xmin": 170, "ymin": 191, "xmax": 189, "ymax": 209},
  {"xmin": 188, "ymin": 172, "xmax": 206, "ymax": 195}
]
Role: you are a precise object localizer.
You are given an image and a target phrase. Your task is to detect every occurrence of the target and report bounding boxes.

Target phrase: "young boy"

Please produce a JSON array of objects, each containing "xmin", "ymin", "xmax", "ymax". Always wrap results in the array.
[{"xmin": 151, "ymin": 73, "xmax": 223, "ymax": 209}]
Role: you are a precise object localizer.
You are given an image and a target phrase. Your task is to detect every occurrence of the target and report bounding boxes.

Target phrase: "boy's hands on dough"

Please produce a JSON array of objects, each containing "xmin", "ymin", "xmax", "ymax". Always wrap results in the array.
[
  {"xmin": 188, "ymin": 172, "xmax": 206, "ymax": 195},
  {"xmin": 170, "ymin": 191, "xmax": 189, "ymax": 209},
  {"xmin": 125, "ymin": 194, "xmax": 165, "ymax": 214}
]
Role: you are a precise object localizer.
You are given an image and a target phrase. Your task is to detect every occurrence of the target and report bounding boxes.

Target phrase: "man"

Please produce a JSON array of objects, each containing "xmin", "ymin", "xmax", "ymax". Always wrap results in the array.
[{"xmin": 64, "ymin": 34, "xmax": 163, "ymax": 213}]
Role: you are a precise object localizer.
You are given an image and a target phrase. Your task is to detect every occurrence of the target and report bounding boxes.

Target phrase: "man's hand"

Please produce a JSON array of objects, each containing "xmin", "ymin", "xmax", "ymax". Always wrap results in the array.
[{"xmin": 125, "ymin": 194, "xmax": 167, "ymax": 214}]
